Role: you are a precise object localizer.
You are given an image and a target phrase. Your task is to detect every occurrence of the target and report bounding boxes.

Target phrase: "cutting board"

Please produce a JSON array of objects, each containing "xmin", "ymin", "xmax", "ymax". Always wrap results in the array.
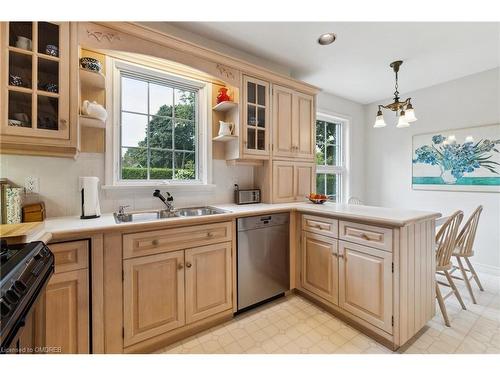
[{"xmin": 0, "ymin": 222, "xmax": 44, "ymax": 244}]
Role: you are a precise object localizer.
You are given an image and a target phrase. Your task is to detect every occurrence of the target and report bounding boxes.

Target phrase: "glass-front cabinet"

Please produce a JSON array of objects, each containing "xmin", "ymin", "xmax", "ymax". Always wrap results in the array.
[
  {"xmin": 242, "ymin": 75, "xmax": 269, "ymax": 157},
  {"xmin": 1, "ymin": 22, "xmax": 70, "ymax": 140}
]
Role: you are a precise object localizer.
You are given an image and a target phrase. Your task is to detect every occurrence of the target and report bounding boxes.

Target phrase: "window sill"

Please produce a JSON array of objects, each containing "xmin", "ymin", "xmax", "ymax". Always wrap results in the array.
[{"xmin": 102, "ymin": 183, "xmax": 216, "ymax": 192}]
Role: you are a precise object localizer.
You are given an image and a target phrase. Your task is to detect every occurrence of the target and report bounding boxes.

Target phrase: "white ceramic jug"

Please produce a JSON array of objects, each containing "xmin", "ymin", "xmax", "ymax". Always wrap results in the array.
[
  {"xmin": 81, "ymin": 100, "xmax": 107, "ymax": 122},
  {"xmin": 218, "ymin": 121, "xmax": 234, "ymax": 136}
]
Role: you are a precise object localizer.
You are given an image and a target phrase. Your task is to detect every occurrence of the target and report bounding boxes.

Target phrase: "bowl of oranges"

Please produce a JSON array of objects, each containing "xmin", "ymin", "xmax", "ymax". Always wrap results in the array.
[{"xmin": 306, "ymin": 193, "xmax": 328, "ymax": 204}]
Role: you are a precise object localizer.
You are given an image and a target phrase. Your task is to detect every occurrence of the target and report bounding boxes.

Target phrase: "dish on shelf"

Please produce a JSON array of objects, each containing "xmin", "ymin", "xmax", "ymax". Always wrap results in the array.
[
  {"xmin": 79, "ymin": 57, "xmax": 102, "ymax": 73},
  {"xmin": 45, "ymin": 44, "xmax": 58, "ymax": 57},
  {"xmin": 306, "ymin": 193, "xmax": 328, "ymax": 204},
  {"xmin": 8, "ymin": 119, "xmax": 22, "ymax": 127},
  {"xmin": 9, "ymin": 75, "xmax": 23, "ymax": 87},
  {"xmin": 39, "ymin": 82, "xmax": 58, "ymax": 93}
]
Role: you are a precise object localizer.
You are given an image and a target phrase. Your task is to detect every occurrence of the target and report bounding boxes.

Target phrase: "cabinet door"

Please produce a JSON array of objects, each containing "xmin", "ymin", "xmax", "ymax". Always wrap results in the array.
[
  {"xmin": 123, "ymin": 251, "xmax": 185, "ymax": 347},
  {"xmin": 42, "ymin": 269, "xmax": 89, "ymax": 353},
  {"xmin": 2, "ymin": 22, "xmax": 70, "ymax": 140},
  {"xmin": 301, "ymin": 232, "xmax": 338, "ymax": 305},
  {"xmin": 272, "ymin": 85, "xmax": 295, "ymax": 158},
  {"xmin": 339, "ymin": 241, "xmax": 393, "ymax": 333},
  {"xmin": 293, "ymin": 92, "xmax": 314, "ymax": 159},
  {"xmin": 242, "ymin": 75, "xmax": 270, "ymax": 157},
  {"xmin": 185, "ymin": 242, "xmax": 232, "ymax": 324},
  {"xmin": 295, "ymin": 162, "xmax": 315, "ymax": 201},
  {"xmin": 272, "ymin": 161, "xmax": 295, "ymax": 203}
]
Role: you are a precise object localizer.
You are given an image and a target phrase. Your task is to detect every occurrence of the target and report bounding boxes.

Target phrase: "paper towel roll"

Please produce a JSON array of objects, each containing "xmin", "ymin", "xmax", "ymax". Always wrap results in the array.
[{"xmin": 79, "ymin": 176, "xmax": 101, "ymax": 219}]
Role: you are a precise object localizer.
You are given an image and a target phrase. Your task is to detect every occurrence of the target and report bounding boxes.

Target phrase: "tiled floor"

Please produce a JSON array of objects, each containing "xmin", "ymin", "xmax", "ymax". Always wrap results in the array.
[{"xmin": 158, "ymin": 271, "xmax": 500, "ymax": 354}]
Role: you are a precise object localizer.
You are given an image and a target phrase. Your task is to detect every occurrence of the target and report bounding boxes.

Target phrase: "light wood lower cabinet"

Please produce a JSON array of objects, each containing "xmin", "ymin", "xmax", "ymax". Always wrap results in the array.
[
  {"xmin": 301, "ymin": 232, "xmax": 338, "ymax": 305},
  {"xmin": 123, "ymin": 251, "xmax": 185, "ymax": 347},
  {"xmin": 185, "ymin": 242, "xmax": 232, "ymax": 324},
  {"xmin": 122, "ymin": 241, "xmax": 233, "ymax": 347},
  {"xmin": 339, "ymin": 240, "xmax": 393, "ymax": 333},
  {"xmin": 42, "ymin": 268, "xmax": 89, "ymax": 353}
]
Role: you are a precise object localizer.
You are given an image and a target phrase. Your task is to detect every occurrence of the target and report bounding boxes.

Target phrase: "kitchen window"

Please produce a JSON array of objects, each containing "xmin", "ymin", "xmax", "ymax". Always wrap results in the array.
[
  {"xmin": 109, "ymin": 60, "xmax": 209, "ymax": 187},
  {"xmin": 315, "ymin": 114, "xmax": 345, "ymax": 202}
]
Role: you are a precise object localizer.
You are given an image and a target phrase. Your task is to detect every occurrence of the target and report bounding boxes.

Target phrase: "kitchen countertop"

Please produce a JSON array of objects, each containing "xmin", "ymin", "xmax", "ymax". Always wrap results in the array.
[{"xmin": 38, "ymin": 202, "xmax": 440, "ymax": 240}]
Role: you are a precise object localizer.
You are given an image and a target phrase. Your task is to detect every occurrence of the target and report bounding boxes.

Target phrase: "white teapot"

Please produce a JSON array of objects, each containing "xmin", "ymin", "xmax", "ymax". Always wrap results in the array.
[
  {"xmin": 218, "ymin": 121, "xmax": 234, "ymax": 136},
  {"xmin": 81, "ymin": 100, "xmax": 107, "ymax": 122}
]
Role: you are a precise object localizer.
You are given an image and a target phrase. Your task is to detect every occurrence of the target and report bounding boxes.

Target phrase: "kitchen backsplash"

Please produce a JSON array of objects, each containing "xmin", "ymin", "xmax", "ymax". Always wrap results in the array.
[{"xmin": 0, "ymin": 153, "xmax": 254, "ymax": 218}]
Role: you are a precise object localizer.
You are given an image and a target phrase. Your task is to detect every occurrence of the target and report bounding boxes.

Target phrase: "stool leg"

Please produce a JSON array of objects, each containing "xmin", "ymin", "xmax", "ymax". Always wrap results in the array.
[
  {"xmin": 444, "ymin": 270, "xmax": 466, "ymax": 310},
  {"xmin": 465, "ymin": 257, "xmax": 484, "ymax": 291},
  {"xmin": 436, "ymin": 283, "xmax": 450, "ymax": 327},
  {"xmin": 456, "ymin": 256, "xmax": 477, "ymax": 304}
]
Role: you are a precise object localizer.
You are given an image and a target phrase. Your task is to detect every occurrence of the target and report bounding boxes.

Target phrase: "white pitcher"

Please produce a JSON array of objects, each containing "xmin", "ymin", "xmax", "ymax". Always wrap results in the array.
[
  {"xmin": 81, "ymin": 100, "xmax": 107, "ymax": 122},
  {"xmin": 218, "ymin": 121, "xmax": 234, "ymax": 136}
]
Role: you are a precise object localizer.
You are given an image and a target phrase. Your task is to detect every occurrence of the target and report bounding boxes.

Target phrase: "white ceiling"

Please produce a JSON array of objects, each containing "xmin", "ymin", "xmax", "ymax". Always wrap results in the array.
[{"xmin": 174, "ymin": 22, "xmax": 500, "ymax": 104}]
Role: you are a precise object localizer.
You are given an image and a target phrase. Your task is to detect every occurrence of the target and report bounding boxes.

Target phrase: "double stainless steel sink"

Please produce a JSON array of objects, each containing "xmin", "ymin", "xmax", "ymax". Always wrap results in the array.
[{"xmin": 113, "ymin": 206, "xmax": 228, "ymax": 223}]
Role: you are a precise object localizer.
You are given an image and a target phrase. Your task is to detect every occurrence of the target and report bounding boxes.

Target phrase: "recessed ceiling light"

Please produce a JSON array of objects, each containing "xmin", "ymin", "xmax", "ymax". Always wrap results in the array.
[{"xmin": 317, "ymin": 32, "xmax": 336, "ymax": 45}]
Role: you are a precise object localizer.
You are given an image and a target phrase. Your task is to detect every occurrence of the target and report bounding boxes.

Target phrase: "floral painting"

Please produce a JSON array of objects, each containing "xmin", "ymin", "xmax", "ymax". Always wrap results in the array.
[{"xmin": 412, "ymin": 124, "xmax": 500, "ymax": 192}]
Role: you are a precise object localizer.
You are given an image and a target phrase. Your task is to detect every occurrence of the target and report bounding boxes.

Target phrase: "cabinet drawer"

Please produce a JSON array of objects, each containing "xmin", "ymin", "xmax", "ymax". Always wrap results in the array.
[
  {"xmin": 50, "ymin": 240, "xmax": 89, "ymax": 273},
  {"xmin": 123, "ymin": 221, "xmax": 232, "ymax": 259},
  {"xmin": 302, "ymin": 214, "xmax": 338, "ymax": 238},
  {"xmin": 339, "ymin": 221, "xmax": 392, "ymax": 252}
]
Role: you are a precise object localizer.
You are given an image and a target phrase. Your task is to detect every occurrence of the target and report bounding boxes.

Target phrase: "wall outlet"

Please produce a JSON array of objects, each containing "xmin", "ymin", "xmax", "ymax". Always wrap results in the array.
[{"xmin": 24, "ymin": 176, "xmax": 39, "ymax": 194}]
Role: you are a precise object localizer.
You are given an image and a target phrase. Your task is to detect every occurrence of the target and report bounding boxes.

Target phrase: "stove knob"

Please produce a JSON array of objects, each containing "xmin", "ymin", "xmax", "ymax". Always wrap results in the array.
[
  {"xmin": 4, "ymin": 289, "xmax": 20, "ymax": 304},
  {"xmin": 0, "ymin": 299, "xmax": 11, "ymax": 318},
  {"xmin": 13, "ymin": 280, "xmax": 28, "ymax": 295}
]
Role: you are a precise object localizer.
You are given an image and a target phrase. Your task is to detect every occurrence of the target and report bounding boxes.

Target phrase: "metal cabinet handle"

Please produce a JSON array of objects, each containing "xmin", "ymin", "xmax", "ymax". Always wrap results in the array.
[
  {"xmin": 332, "ymin": 252, "xmax": 338, "ymax": 257},
  {"xmin": 178, "ymin": 263, "xmax": 184, "ymax": 270},
  {"xmin": 60, "ymin": 119, "xmax": 67, "ymax": 129},
  {"xmin": 360, "ymin": 233, "xmax": 370, "ymax": 240},
  {"xmin": 186, "ymin": 262, "xmax": 192, "ymax": 268},
  {"xmin": 152, "ymin": 239, "xmax": 159, "ymax": 246},
  {"xmin": 207, "ymin": 232, "xmax": 214, "ymax": 238},
  {"xmin": 338, "ymin": 253, "xmax": 344, "ymax": 259}
]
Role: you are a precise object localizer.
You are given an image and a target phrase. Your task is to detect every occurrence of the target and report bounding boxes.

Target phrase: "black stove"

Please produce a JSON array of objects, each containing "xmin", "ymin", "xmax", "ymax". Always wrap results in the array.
[{"xmin": 0, "ymin": 240, "xmax": 54, "ymax": 352}]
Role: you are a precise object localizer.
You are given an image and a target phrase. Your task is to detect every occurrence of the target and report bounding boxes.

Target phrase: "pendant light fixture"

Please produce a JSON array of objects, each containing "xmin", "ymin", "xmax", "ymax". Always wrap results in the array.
[{"xmin": 373, "ymin": 60, "xmax": 417, "ymax": 128}]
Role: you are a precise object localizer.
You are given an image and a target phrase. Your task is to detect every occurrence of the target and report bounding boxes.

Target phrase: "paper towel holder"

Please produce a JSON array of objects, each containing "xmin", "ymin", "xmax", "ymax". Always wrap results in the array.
[{"xmin": 79, "ymin": 176, "xmax": 101, "ymax": 219}]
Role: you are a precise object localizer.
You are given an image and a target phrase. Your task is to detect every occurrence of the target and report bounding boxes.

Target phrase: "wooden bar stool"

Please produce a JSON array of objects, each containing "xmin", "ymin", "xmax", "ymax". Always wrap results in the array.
[
  {"xmin": 435, "ymin": 210, "xmax": 466, "ymax": 327},
  {"xmin": 450, "ymin": 206, "xmax": 484, "ymax": 304}
]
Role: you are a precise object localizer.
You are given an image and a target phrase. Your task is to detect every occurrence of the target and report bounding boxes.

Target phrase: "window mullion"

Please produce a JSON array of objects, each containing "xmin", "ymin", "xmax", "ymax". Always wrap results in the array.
[
  {"xmin": 172, "ymin": 89, "xmax": 176, "ymax": 180},
  {"xmin": 146, "ymin": 82, "xmax": 151, "ymax": 181}
]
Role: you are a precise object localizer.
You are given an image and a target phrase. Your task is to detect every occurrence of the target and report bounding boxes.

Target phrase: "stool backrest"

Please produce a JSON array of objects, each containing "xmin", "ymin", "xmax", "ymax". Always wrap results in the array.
[
  {"xmin": 455, "ymin": 205, "xmax": 483, "ymax": 257},
  {"xmin": 436, "ymin": 210, "xmax": 464, "ymax": 268}
]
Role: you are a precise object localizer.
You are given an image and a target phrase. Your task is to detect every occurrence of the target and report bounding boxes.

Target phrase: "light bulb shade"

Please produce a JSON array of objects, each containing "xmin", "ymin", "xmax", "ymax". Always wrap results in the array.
[
  {"xmin": 396, "ymin": 112, "xmax": 410, "ymax": 128},
  {"xmin": 373, "ymin": 114, "xmax": 386, "ymax": 128},
  {"xmin": 405, "ymin": 107, "xmax": 417, "ymax": 122}
]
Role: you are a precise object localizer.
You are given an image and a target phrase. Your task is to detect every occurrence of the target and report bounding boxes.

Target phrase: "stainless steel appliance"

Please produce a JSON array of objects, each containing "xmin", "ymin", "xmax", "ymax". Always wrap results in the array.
[
  {"xmin": 237, "ymin": 213, "xmax": 289, "ymax": 311},
  {"xmin": 234, "ymin": 184, "xmax": 261, "ymax": 205},
  {"xmin": 0, "ymin": 240, "xmax": 54, "ymax": 353}
]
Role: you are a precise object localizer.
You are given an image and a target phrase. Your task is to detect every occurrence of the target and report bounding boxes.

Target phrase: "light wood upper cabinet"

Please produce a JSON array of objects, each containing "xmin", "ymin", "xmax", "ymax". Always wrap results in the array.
[
  {"xmin": 339, "ymin": 240, "xmax": 393, "ymax": 333},
  {"xmin": 123, "ymin": 251, "xmax": 185, "ymax": 347},
  {"xmin": 272, "ymin": 161, "xmax": 295, "ymax": 203},
  {"xmin": 272, "ymin": 85, "xmax": 294, "ymax": 158},
  {"xmin": 242, "ymin": 75, "xmax": 270, "ymax": 158},
  {"xmin": 272, "ymin": 160, "xmax": 315, "ymax": 203},
  {"xmin": 42, "ymin": 268, "xmax": 89, "ymax": 353},
  {"xmin": 185, "ymin": 242, "xmax": 232, "ymax": 324},
  {"xmin": 301, "ymin": 232, "xmax": 339, "ymax": 305},
  {"xmin": 1, "ymin": 22, "xmax": 77, "ymax": 157},
  {"xmin": 294, "ymin": 92, "xmax": 314, "ymax": 159},
  {"xmin": 272, "ymin": 85, "xmax": 314, "ymax": 160}
]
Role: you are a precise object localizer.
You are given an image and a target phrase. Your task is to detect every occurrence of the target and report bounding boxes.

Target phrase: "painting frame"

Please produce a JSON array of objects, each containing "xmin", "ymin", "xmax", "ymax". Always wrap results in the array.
[{"xmin": 412, "ymin": 123, "xmax": 500, "ymax": 193}]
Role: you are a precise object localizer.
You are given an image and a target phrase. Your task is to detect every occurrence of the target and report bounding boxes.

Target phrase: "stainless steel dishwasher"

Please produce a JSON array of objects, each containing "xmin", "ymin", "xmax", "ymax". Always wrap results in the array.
[{"xmin": 237, "ymin": 213, "xmax": 290, "ymax": 311}]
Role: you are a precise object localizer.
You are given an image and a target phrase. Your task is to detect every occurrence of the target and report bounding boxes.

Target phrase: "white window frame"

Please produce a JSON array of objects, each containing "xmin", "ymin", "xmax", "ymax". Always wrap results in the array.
[
  {"xmin": 315, "ymin": 112, "xmax": 350, "ymax": 203},
  {"xmin": 104, "ymin": 58, "xmax": 214, "ymax": 190}
]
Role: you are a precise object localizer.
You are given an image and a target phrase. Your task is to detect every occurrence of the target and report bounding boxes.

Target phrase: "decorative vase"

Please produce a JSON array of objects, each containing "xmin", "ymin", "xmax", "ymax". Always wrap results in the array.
[
  {"xmin": 441, "ymin": 170, "xmax": 457, "ymax": 184},
  {"xmin": 216, "ymin": 87, "xmax": 231, "ymax": 104}
]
